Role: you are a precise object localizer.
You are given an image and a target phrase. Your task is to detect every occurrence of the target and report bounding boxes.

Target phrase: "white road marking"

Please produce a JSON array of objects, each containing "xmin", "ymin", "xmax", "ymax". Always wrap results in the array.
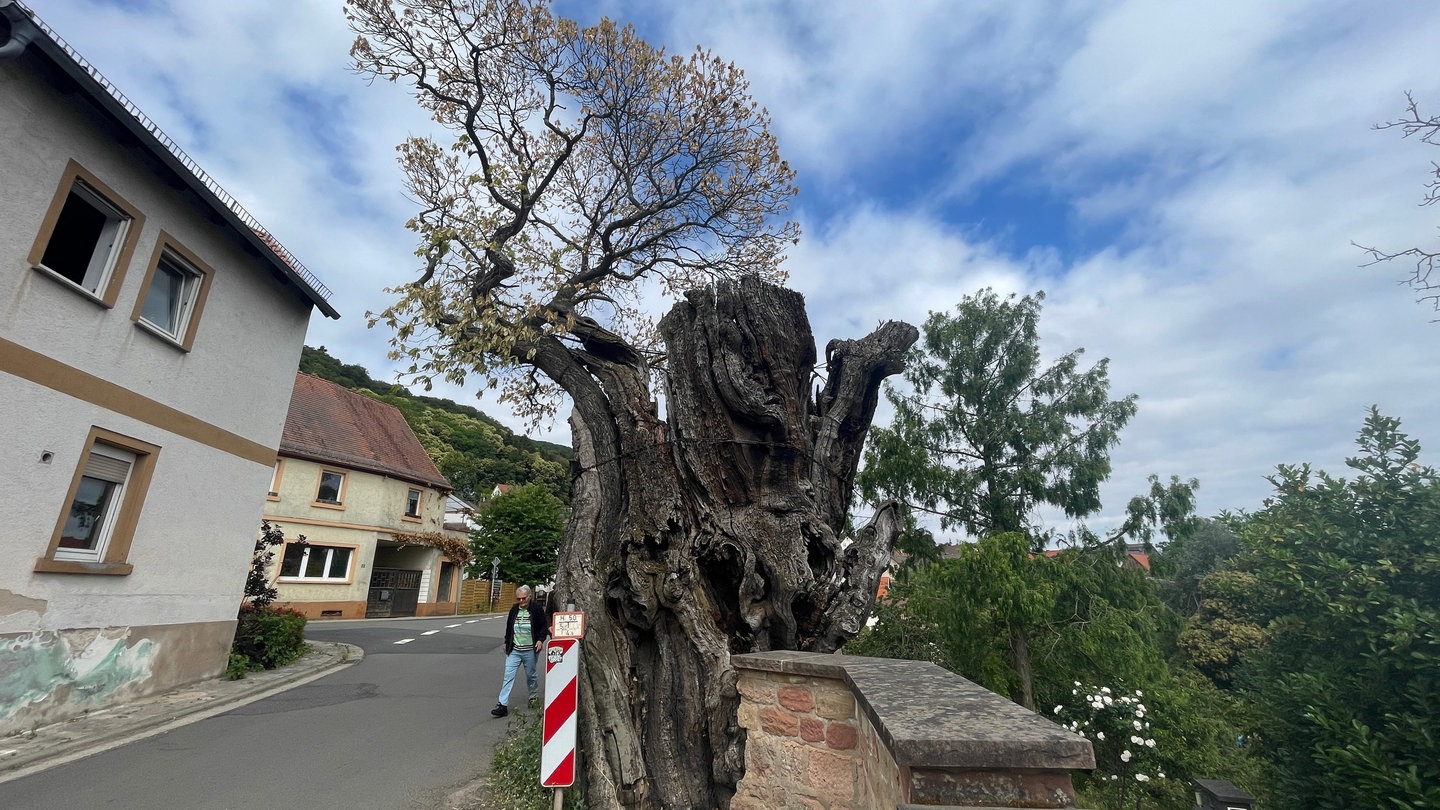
[
  {"xmin": 465, "ymin": 620, "xmax": 479, "ymax": 624},
  {"xmin": 421, "ymin": 630, "xmax": 440, "ymax": 636},
  {"xmin": 394, "ymin": 638, "xmax": 415, "ymax": 645},
  {"xmin": 444, "ymin": 624, "xmax": 462, "ymax": 628}
]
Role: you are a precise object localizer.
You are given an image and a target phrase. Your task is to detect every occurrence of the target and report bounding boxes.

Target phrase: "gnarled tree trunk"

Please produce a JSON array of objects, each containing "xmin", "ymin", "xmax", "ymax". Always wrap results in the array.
[{"xmin": 541, "ymin": 276, "xmax": 917, "ymax": 809}]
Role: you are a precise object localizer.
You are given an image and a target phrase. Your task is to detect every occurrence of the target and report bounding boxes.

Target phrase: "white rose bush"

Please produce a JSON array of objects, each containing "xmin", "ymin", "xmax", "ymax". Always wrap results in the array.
[{"xmin": 1054, "ymin": 682, "xmax": 1168, "ymax": 809}]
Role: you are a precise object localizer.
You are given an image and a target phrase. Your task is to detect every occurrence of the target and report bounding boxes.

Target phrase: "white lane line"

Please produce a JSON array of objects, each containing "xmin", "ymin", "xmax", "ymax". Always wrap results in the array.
[
  {"xmin": 421, "ymin": 630, "xmax": 440, "ymax": 636},
  {"xmin": 445, "ymin": 624, "xmax": 462, "ymax": 628},
  {"xmin": 394, "ymin": 638, "xmax": 415, "ymax": 645},
  {"xmin": 465, "ymin": 620, "xmax": 479, "ymax": 624}
]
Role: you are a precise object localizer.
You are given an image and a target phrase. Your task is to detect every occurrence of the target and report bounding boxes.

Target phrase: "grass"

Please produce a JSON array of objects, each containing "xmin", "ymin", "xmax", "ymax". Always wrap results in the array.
[{"xmin": 480, "ymin": 703, "xmax": 585, "ymax": 810}]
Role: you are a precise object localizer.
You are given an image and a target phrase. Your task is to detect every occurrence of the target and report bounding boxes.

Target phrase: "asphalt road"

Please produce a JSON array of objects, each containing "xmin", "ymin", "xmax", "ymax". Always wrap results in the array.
[{"xmin": 0, "ymin": 615, "xmax": 527, "ymax": 810}]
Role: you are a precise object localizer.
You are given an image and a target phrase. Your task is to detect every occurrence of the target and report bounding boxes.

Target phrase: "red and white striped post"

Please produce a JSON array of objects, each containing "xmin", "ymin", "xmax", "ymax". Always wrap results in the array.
[
  {"xmin": 542, "ymin": 608, "xmax": 585, "ymax": 805},
  {"xmin": 540, "ymin": 637, "xmax": 578, "ymax": 787}
]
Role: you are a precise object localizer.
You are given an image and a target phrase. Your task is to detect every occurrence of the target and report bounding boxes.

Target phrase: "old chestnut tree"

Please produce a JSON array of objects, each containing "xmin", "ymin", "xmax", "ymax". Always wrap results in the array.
[{"xmin": 345, "ymin": 1, "xmax": 917, "ymax": 806}]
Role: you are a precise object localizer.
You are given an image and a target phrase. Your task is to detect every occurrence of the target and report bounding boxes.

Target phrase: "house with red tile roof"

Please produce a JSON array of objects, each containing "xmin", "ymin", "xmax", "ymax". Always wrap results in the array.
[{"xmin": 263, "ymin": 374, "xmax": 471, "ymax": 619}]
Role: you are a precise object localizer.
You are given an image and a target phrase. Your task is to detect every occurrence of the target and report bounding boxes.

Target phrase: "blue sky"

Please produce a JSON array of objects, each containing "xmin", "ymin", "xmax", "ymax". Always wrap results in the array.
[{"xmin": 22, "ymin": 0, "xmax": 1440, "ymax": 537}]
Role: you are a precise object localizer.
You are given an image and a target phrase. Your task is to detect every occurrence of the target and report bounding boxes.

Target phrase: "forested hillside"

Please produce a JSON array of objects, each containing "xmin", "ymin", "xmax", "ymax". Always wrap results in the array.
[{"xmin": 299, "ymin": 346, "xmax": 571, "ymax": 504}]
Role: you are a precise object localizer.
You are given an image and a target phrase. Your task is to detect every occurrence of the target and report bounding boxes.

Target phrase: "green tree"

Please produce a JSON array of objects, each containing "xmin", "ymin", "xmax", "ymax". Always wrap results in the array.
[
  {"xmin": 858, "ymin": 289, "xmax": 1138, "ymax": 544},
  {"xmin": 1230, "ymin": 409, "xmax": 1440, "ymax": 809},
  {"xmin": 469, "ymin": 484, "xmax": 567, "ymax": 586},
  {"xmin": 850, "ymin": 539, "xmax": 1259, "ymax": 809},
  {"xmin": 1151, "ymin": 518, "xmax": 1242, "ymax": 615},
  {"xmin": 855, "ymin": 288, "xmax": 1196, "ymax": 709}
]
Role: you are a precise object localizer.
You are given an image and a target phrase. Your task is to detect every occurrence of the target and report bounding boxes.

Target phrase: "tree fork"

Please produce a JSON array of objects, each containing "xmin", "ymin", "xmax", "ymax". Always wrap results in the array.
[{"xmin": 551, "ymin": 276, "xmax": 916, "ymax": 808}]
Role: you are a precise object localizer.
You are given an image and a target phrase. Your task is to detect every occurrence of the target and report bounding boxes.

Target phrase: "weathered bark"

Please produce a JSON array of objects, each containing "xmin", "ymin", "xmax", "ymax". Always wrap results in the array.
[
  {"xmin": 545, "ymin": 276, "xmax": 917, "ymax": 809},
  {"xmin": 1010, "ymin": 625, "xmax": 1036, "ymax": 712}
]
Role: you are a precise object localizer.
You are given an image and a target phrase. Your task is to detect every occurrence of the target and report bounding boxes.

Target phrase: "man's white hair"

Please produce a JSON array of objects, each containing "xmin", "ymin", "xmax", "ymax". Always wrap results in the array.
[{"xmin": 515, "ymin": 585, "xmax": 532, "ymax": 596}]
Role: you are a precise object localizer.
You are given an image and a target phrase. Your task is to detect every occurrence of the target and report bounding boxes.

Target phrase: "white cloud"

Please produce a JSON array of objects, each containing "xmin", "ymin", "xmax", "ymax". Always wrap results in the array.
[{"xmin": 23, "ymin": 0, "xmax": 1440, "ymax": 534}]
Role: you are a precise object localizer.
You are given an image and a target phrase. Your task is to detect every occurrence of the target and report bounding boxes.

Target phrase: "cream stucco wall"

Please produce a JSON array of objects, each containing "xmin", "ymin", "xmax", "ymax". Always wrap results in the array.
[
  {"xmin": 0, "ymin": 36, "xmax": 319, "ymax": 733},
  {"xmin": 264, "ymin": 457, "xmax": 458, "ymax": 613}
]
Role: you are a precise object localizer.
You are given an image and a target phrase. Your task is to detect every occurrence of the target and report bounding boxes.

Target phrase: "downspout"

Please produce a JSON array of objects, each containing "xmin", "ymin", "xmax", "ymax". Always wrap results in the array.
[{"xmin": 0, "ymin": 0, "xmax": 38, "ymax": 59}]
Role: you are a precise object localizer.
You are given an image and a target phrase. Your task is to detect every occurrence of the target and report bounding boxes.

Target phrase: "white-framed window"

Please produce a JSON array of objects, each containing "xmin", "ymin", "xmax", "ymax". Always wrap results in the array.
[
  {"xmin": 36, "ymin": 180, "xmax": 132, "ymax": 297},
  {"xmin": 267, "ymin": 459, "xmax": 284, "ymax": 500},
  {"xmin": 279, "ymin": 543, "xmax": 353, "ymax": 581},
  {"xmin": 314, "ymin": 469, "xmax": 345, "ymax": 505},
  {"xmin": 405, "ymin": 487, "xmax": 421, "ymax": 518},
  {"xmin": 38, "ymin": 427, "xmax": 160, "ymax": 577},
  {"xmin": 139, "ymin": 250, "xmax": 202, "ymax": 339},
  {"xmin": 55, "ymin": 443, "xmax": 135, "ymax": 562},
  {"xmin": 130, "ymin": 234, "xmax": 213, "ymax": 351}
]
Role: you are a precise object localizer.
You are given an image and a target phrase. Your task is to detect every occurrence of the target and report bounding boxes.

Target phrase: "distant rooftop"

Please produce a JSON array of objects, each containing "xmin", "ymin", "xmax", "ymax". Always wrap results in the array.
[
  {"xmin": 282, "ymin": 373, "xmax": 452, "ymax": 491},
  {"xmin": 4, "ymin": 0, "xmax": 338, "ymax": 318}
]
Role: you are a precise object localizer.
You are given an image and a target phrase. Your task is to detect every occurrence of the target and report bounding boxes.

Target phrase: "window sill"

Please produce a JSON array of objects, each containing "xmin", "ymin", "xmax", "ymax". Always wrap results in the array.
[
  {"xmin": 277, "ymin": 577, "xmax": 352, "ymax": 585},
  {"xmin": 31, "ymin": 265, "xmax": 112, "ymax": 308},
  {"xmin": 401, "ymin": 514, "xmax": 422, "ymax": 523},
  {"xmin": 34, "ymin": 557, "xmax": 133, "ymax": 576},
  {"xmin": 134, "ymin": 318, "xmax": 191, "ymax": 351},
  {"xmin": 311, "ymin": 501, "xmax": 345, "ymax": 511}
]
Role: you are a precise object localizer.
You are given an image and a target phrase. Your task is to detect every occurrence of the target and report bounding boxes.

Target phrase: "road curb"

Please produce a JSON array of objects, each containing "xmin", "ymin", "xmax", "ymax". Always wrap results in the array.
[{"xmin": 0, "ymin": 640, "xmax": 363, "ymax": 784}]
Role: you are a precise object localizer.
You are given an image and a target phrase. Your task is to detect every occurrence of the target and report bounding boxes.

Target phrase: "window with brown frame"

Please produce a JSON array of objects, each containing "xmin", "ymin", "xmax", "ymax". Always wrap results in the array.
[
  {"xmin": 267, "ymin": 459, "xmax": 284, "ymax": 500},
  {"xmin": 313, "ymin": 469, "xmax": 346, "ymax": 507},
  {"xmin": 35, "ymin": 427, "xmax": 160, "ymax": 576},
  {"xmin": 130, "ymin": 233, "xmax": 213, "ymax": 350},
  {"xmin": 28, "ymin": 161, "xmax": 145, "ymax": 307}
]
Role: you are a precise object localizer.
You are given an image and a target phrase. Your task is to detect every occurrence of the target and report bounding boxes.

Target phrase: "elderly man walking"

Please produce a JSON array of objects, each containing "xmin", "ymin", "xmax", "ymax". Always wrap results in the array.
[{"xmin": 491, "ymin": 585, "xmax": 549, "ymax": 718}]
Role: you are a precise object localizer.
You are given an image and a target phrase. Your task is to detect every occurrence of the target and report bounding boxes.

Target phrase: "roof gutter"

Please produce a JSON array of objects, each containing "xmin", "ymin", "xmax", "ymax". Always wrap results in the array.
[
  {"xmin": 0, "ymin": 0, "xmax": 38, "ymax": 59},
  {"xmin": 0, "ymin": 0, "xmax": 340, "ymax": 320}
]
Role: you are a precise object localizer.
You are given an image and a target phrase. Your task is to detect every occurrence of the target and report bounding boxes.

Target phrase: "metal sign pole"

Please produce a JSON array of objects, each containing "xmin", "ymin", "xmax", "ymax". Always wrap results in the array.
[{"xmin": 489, "ymin": 556, "xmax": 499, "ymax": 613}]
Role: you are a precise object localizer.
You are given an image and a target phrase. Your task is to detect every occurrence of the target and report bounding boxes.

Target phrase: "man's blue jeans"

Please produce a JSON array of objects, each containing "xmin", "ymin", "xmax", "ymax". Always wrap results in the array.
[{"xmin": 498, "ymin": 647, "xmax": 538, "ymax": 705}]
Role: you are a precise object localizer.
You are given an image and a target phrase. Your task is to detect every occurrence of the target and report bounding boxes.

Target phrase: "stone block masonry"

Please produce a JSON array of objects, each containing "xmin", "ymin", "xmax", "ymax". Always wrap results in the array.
[{"xmin": 730, "ymin": 651, "xmax": 1094, "ymax": 810}]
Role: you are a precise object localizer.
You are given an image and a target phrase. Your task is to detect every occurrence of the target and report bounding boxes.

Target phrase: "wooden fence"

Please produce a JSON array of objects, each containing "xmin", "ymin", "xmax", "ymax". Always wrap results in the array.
[{"xmin": 459, "ymin": 579, "xmax": 516, "ymax": 614}]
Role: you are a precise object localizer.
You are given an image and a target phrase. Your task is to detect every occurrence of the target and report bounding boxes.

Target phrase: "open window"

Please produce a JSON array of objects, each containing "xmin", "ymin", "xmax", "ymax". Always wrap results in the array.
[
  {"xmin": 404, "ymin": 487, "xmax": 422, "ymax": 520},
  {"xmin": 36, "ymin": 427, "xmax": 160, "ymax": 576},
  {"xmin": 28, "ymin": 161, "xmax": 144, "ymax": 307}
]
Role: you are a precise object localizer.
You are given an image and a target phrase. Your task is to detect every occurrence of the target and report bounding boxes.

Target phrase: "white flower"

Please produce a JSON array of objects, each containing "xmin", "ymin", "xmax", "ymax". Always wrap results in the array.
[
  {"xmin": 1135, "ymin": 773, "xmax": 1150, "ymax": 782},
  {"xmin": 1072, "ymin": 689, "xmax": 1079, "ymax": 696},
  {"xmin": 1103, "ymin": 696, "xmax": 1114, "ymax": 705},
  {"xmin": 1121, "ymin": 750, "xmax": 1132, "ymax": 762},
  {"xmin": 1100, "ymin": 687, "xmax": 1112, "ymax": 695},
  {"xmin": 1135, "ymin": 690, "xmax": 1143, "ymax": 697},
  {"xmin": 1110, "ymin": 774, "xmax": 1119, "ymax": 780},
  {"xmin": 1133, "ymin": 720, "xmax": 1143, "ymax": 730},
  {"xmin": 1145, "ymin": 738, "xmax": 1156, "ymax": 748},
  {"xmin": 1054, "ymin": 705, "xmax": 1063, "ymax": 715},
  {"xmin": 1158, "ymin": 772, "xmax": 1166, "ymax": 779},
  {"xmin": 1096, "ymin": 731, "xmax": 1105, "ymax": 740},
  {"xmin": 1130, "ymin": 735, "xmax": 1144, "ymax": 745},
  {"xmin": 1075, "ymin": 681, "xmax": 1082, "ymax": 687}
]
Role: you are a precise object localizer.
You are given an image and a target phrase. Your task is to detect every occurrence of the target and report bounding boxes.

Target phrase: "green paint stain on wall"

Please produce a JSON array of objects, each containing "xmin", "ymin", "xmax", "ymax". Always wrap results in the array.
[{"xmin": 0, "ymin": 630, "xmax": 157, "ymax": 721}]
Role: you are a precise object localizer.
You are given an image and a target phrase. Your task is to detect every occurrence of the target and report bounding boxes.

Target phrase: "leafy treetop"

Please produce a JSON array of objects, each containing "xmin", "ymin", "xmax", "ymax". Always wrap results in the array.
[{"xmin": 345, "ymin": 0, "xmax": 799, "ymax": 423}]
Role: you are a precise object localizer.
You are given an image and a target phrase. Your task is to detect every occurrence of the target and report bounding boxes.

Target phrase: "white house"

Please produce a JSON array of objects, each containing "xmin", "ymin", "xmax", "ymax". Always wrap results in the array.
[{"xmin": 0, "ymin": 1, "xmax": 338, "ymax": 734}]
